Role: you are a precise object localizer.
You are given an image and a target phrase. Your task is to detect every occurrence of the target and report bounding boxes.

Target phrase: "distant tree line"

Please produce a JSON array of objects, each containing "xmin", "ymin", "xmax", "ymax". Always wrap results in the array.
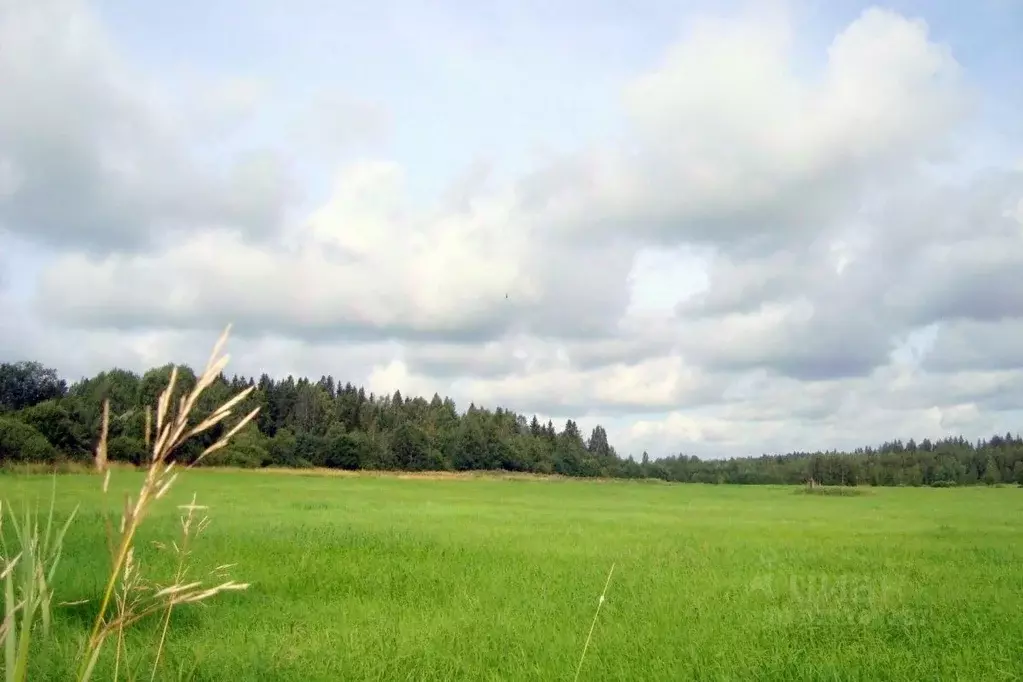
[{"xmin": 0, "ymin": 359, "xmax": 1021, "ymax": 487}]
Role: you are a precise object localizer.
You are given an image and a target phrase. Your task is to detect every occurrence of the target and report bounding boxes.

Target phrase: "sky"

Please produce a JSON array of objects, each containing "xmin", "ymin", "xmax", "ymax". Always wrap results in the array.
[{"xmin": 1, "ymin": 0, "xmax": 1022, "ymax": 460}]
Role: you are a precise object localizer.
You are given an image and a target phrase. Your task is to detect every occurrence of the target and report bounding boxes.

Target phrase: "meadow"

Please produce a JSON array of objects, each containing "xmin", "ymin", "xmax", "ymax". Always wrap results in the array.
[{"xmin": 3, "ymin": 469, "xmax": 1023, "ymax": 681}]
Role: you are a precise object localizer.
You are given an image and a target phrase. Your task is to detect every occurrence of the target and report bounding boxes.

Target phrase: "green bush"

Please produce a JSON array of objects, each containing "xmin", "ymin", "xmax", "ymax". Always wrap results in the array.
[
  {"xmin": 16, "ymin": 400, "xmax": 92, "ymax": 458},
  {"xmin": 0, "ymin": 416, "xmax": 58, "ymax": 463},
  {"xmin": 201, "ymin": 427, "xmax": 271, "ymax": 468},
  {"xmin": 106, "ymin": 435, "xmax": 148, "ymax": 466},
  {"xmin": 204, "ymin": 442, "xmax": 270, "ymax": 468}
]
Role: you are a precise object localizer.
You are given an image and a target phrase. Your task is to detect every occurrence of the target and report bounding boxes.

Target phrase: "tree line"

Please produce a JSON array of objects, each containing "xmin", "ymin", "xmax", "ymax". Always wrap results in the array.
[{"xmin": 0, "ymin": 359, "xmax": 1021, "ymax": 486}]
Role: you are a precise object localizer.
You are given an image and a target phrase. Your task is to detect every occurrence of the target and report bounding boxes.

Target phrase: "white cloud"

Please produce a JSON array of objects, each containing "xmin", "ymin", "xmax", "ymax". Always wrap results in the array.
[
  {"xmin": 0, "ymin": 0, "xmax": 305, "ymax": 251},
  {"xmin": 37, "ymin": 8, "xmax": 969, "ymax": 341},
  {"xmin": 530, "ymin": 7, "xmax": 970, "ymax": 251},
  {"xmin": 2, "ymin": 0, "xmax": 1022, "ymax": 459}
]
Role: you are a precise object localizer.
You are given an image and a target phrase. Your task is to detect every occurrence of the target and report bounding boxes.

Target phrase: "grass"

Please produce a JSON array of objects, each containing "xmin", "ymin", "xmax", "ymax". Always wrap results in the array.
[{"xmin": 1, "ymin": 471, "xmax": 1021, "ymax": 680}]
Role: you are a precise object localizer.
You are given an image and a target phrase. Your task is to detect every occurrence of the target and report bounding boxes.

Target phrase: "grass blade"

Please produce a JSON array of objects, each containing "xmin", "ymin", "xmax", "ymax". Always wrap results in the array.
[
  {"xmin": 4, "ymin": 552, "xmax": 17, "ymax": 682},
  {"xmin": 573, "ymin": 562, "xmax": 615, "ymax": 682}
]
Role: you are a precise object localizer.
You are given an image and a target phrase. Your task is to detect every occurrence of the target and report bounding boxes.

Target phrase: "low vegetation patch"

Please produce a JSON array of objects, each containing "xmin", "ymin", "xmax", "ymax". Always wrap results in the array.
[{"xmin": 797, "ymin": 485, "xmax": 872, "ymax": 497}]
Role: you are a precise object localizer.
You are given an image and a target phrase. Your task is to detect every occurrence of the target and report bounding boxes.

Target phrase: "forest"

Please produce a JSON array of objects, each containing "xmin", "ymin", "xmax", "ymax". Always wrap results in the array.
[{"xmin": 0, "ymin": 359, "xmax": 1021, "ymax": 487}]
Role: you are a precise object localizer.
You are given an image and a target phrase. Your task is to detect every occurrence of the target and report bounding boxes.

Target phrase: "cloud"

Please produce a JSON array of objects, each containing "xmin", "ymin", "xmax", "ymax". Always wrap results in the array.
[
  {"xmin": 669, "ymin": 164, "xmax": 1023, "ymax": 384},
  {"xmin": 0, "ymin": 289, "xmax": 399, "ymax": 389},
  {"xmin": 35, "ymin": 158, "xmax": 636, "ymax": 343},
  {"xmin": 3, "ymin": 0, "xmax": 1023, "ymax": 460},
  {"xmin": 923, "ymin": 319, "xmax": 1023, "ymax": 374},
  {"xmin": 527, "ymin": 7, "xmax": 970, "ymax": 253},
  {"xmin": 369, "ymin": 352, "xmax": 720, "ymax": 418},
  {"xmin": 35, "ymin": 7, "xmax": 968, "ymax": 347},
  {"xmin": 624, "ymin": 360, "xmax": 1023, "ymax": 458},
  {"xmin": 878, "ymin": 169, "xmax": 1023, "ymax": 326},
  {"xmin": 0, "ymin": 0, "xmax": 292, "ymax": 252}
]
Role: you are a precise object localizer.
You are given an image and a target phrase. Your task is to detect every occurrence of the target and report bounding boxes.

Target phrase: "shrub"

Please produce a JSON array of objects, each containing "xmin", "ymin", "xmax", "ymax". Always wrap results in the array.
[
  {"xmin": 0, "ymin": 417, "xmax": 58, "ymax": 463},
  {"xmin": 202, "ymin": 428, "xmax": 271, "ymax": 468},
  {"xmin": 15, "ymin": 400, "xmax": 92, "ymax": 458},
  {"xmin": 105, "ymin": 435, "xmax": 147, "ymax": 466}
]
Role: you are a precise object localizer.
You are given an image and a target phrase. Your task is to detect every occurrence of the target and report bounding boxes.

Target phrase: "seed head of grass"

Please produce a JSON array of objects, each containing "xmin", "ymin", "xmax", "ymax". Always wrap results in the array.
[{"xmin": 78, "ymin": 324, "xmax": 259, "ymax": 682}]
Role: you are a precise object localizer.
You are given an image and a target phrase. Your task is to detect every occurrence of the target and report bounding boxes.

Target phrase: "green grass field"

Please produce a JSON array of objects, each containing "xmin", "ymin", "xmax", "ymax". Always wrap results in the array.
[{"xmin": 2, "ymin": 470, "xmax": 1022, "ymax": 680}]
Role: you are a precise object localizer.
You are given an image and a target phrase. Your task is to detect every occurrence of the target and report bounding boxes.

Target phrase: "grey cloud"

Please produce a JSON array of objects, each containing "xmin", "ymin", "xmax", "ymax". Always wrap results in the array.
[
  {"xmin": 527, "ymin": 9, "xmax": 980, "ymax": 386},
  {"xmin": 564, "ymin": 331, "xmax": 677, "ymax": 371},
  {"xmin": 922, "ymin": 319, "xmax": 1023, "ymax": 374},
  {"xmin": 464, "ymin": 7, "xmax": 976, "ymax": 387},
  {"xmin": 401, "ymin": 324, "xmax": 678, "ymax": 381},
  {"xmin": 667, "ymin": 166, "xmax": 1023, "ymax": 382},
  {"xmin": 520, "ymin": 237, "xmax": 636, "ymax": 340},
  {"xmin": 676, "ymin": 247, "xmax": 823, "ymax": 320},
  {"xmin": 0, "ymin": 0, "xmax": 292, "ymax": 253},
  {"xmin": 865, "ymin": 365, "xmax": 1023, "ymax": 415},
  {"xmin": 0, "ymin": 291, "xmax": 150, "ymax": 378},
  {"xmin": 39, "ymin": 292, "xmax": 521, "ymax": 347},
  {"xmin": 681, "ymin": 312, "xmax": 893, "ymax": 381},
  {"xmin": 898, "ymin": 263, "xmax": 1023, "ymax": 325},
  {"xmin": 218, "ymin": 151, "xmax": 297, "ymax": 236},
  {"xmin": 402, "ymin": 342, "xmax": 524, "ymax": 380},
  {"xmin": 35, "ymin": 250, "xmax": 630, "ymax": 347},
  {"xmin": 879, "ymin": 170, "xmax": 1023, "ymax": 326},
  {"xmin": 718, "ymin": 372, "xmax": 853, "ymax": 424},
  {"xmin": 664, "ymin": 379, "xmax": 1023, "ymax": 459},
  {"xmin": 674, "ymin": 245, "xmax": 898, "ymax": 381},
  {"xmin": 971, "ymin": 376, "xmax": 1023, "ymax": 413},
  {"xmin": 478, "ymin": 383, "xmax": 723, "ymax": 422},
  {"xmin": 34, "ymin": 152, "xmax": 640, "ymax": 345},
  {"xmin": 0, "ymin": 297, "xmax": 396, "ymax": 388}
]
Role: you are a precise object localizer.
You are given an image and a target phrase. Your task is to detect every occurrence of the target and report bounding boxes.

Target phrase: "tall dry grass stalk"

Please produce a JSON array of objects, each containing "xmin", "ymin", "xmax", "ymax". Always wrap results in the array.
[
  {"xmin": 0, "ymin": 326, "xmax": 256, "ymax": 680},
  {"xmin": 74, "ymin": 324, "xmax": 259, "ymax": 681}
]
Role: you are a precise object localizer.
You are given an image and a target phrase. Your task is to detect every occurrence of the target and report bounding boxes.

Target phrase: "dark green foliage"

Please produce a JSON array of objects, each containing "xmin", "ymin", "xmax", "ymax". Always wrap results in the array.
[
  {"xmin": 323, "ymin": 429, "xmax": 366, "ymax": 470},
  {"xmin": 201, "ymin": 425, "xmax": 271, "ymax": 468},
  {"xmin": 4, "ymin": 360, "xmax": 1023, "ymax": 486},
  {"xmin": 0, "ymin": 416, "xmax": 58, "ymax": 462},
  {"xmin": 0, "ymin": 361, "xmax": 67, "ymax": 413},
  {"xmin": 15, "ymin": 400, "xmax": 91, "ymax": 459},
  {"xmin": 106, "ymin": 435, "xmax": 148, "ymax": 466}
]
